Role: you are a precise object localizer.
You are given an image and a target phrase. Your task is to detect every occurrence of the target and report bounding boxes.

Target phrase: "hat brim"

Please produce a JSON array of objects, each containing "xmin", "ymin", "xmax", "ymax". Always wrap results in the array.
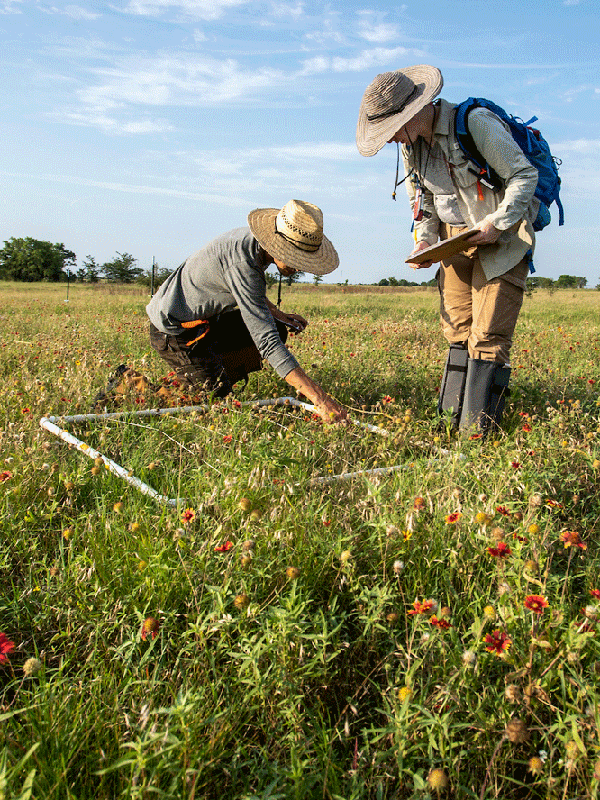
[
  {"xmin": 248, "ymin": 208, "xmax": 339, "ymax": 276},
  {"xmin": 356, "ymin": 65, "xmax": 443, "ymax": 157}
]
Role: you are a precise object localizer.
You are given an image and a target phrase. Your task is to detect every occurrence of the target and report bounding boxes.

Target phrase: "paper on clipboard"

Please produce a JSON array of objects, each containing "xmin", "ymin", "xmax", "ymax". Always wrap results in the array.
[{"xmin": 405, "ymin": 228, "xmax": 478, "ymax": 264}]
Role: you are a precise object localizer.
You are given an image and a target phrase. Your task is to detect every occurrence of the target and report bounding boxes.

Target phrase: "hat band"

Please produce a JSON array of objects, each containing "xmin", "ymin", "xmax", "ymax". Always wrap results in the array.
[
  {"xmin": 275, "ymin": 216, "xmax": 321, "ymax": 252},
  {"xmin": 366, "ymin": 86, "xmax": 419, "ymax": 122}
]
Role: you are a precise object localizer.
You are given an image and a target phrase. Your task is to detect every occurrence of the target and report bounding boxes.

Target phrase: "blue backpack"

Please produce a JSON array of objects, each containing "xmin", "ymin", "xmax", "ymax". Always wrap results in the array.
[{"xmin": 454, "ymin": 97, "xmax": 564, "ymax": 232}]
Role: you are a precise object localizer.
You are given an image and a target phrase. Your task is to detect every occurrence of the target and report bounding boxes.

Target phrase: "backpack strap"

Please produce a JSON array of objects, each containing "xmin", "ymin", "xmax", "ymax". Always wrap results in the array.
[{"xmin": 454, "ymin": 98, "xmax": 503, "ymax": 193}]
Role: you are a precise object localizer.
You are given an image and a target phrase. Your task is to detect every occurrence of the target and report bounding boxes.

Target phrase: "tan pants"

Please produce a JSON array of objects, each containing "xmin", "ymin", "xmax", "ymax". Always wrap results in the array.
[{"xmin": 438, "ymin": 224, "xmax": 528, "ymax": 364}]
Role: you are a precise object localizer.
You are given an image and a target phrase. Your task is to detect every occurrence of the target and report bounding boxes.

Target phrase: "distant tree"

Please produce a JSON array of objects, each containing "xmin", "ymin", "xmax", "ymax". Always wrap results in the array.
[
  {"xmin": 264, "ymin": 272, "xmax": 279, "ymax": 289},
  {"xmin": 102, "ymin": 252, "xmax": 144, "ymax": 283},
  {"xmin": 137, "ymin": 264, "xmax": 173, "ymax": 289},
  {"xmin": 82, "ymin": 255, "xmax": 100, "ymax": 283},
  {"xmin": 577, "ymin": 277, "xmax": 587, "ymax": 289},
  {"xmin": 0, "ymin": 237, "xmax": 76, "ymax": 282},
  {"xmin": 377, "ymin": 278, "xmax": 389, "ymax": 286},
  {"xmin": 313, "ymin": 274, "xmax": 323, "ymax": 286},
  {"xmin": 285, "ymin": 271, "xmax": 304, "ymax": 287},
  {"xmin": 388, "ymin": 276, "xmax": 399, "ymax": 286},
  {"xmin": 556, "ymin": 275, "xmax": 580, "ymax": 289}
]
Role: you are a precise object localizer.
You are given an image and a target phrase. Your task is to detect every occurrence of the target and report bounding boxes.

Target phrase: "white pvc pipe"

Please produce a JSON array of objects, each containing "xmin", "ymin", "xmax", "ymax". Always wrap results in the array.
[{"xmin": 39, "ymin": 396, "xmax": 391, "ymax": 506}]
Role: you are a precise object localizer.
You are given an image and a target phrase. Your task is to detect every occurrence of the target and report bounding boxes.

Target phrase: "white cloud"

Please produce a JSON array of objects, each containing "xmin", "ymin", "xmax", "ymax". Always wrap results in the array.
[
  {"xmin": 0, "ymin": 0, "xmax": 22, "ymax": 12},
  {"xmin": 123, "ymin": 0, "xmax": 250, "ymax": 21},
  {"xmin": 76, "ymin": 53, "xmax": 286, "ymax": 114},
  {"xmin": 553, "ymin": 139, "xmax": 600, "ymax": 154},
  {"xmin": 46, "ymin": 5, "xmax": 100, "ymax": 19},
  {"xmin": 357, "ymin": 12, "xmax": 398, "ymax": 44},
  {"xmin": 300, "ymin": 46, "xmax": 416, "ymax": 75}
]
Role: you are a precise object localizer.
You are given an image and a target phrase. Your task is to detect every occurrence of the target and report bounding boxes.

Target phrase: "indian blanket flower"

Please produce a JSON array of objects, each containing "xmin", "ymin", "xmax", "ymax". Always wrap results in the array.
[
  {"xmin": 222, "ymin": 435, "xmax": 233, "ymax": 443},
  {"xmin": 181, "ymin": 508, "xmax": 196, "ymax": 525},
  {"xmin": 413, "ymin": 496, "xmax": 426, "ymax": 511},
  {"xmin": 560, "ymin": 530, "xmax": 587, "ymax": 550},
  {"xmin": 429, "ymin": 615, "xmax": 451, "ymax": 630},
  {"xmin": 141, "ymin": 617, "xmax": 160, "ymax": 641},
  {"xmin": 496, "ymin": 506, "xmax": 511, "ymax": 516},
  {"xmin": 0, "ymin": 470, "xmax": 12, "ymax": 483},
  {"xmin": 487, "ymin": 542, "xmax": 512, "ymax": 558},
  {"xmin": 590, "ymin": 589, "xmax": 600, "ymax": 599},
  {"xmin": 445, "ymin": 512, "xmax": 461, "ymax": 524},
  {"xmin": 408, "ymin": 598, "xmax": 437, "ymax": 616},
  {"xmin": 0, "ymin": 632, "xmax": 15, "ymax": 663},
  {"xmin": 215, "ymin": 540, "xmax": 233, "ymax": 552},
  {"xmin": 524, "ymin": 595, "xmax": 549, "ymax": 615},
  {"xmin": 484, "ymin": 629, "xmax": 512, "ymax": 655}
]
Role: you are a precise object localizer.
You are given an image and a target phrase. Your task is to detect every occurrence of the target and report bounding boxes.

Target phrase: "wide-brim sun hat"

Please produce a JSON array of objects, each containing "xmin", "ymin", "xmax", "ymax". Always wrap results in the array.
[
  {"xmin": 248, "ymin": 199, "xmax": 339, "ymax": 276},
  {"xmin": 356, "ymin": 65, "xmax": 443, "ymax": 157}
]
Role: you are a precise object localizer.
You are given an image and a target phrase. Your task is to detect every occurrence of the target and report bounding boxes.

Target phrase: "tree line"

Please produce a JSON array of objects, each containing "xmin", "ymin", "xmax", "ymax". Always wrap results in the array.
[
  {"xmin": 0, "ymin": 237, "xmax": 596, "ymax": 290},
  {"xmin": 0, "ymin": 238, "xmax": 171, "ymax": 285}
]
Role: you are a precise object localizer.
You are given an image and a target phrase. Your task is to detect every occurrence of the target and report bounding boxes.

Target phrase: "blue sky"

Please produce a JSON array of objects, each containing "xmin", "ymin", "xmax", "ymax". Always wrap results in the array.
[{"xmin": 1, "ymin": 0, "xmax": 599, "ymax": 284}]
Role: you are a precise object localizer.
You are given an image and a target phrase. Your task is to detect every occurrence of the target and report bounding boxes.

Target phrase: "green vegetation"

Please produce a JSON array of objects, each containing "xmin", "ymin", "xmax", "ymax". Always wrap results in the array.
[{"xmin": 1, "ymin": 282, "xmax": 600, "ymax": 798}]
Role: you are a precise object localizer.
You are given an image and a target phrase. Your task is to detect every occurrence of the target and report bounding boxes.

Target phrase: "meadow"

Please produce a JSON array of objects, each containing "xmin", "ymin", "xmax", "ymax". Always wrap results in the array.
[{"xmin": 1, "ymin": 280, "xmax": 599, "ymax": 799}]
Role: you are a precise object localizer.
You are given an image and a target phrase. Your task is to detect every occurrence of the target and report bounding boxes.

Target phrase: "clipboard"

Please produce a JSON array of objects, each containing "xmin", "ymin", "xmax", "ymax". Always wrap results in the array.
[{"xmin": 405, "ymin": 228, "xmax": 478, "ymax": 264}]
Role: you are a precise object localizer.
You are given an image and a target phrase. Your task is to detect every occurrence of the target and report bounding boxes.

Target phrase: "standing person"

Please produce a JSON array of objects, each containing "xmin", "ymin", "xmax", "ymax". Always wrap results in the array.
[
  {"xmin": 146, "ymin": 199, "xmax": 348, "ymax": 423},
  {"xmin": 356, "ymin": 65, "xmax": 539, "ymax": 434}
]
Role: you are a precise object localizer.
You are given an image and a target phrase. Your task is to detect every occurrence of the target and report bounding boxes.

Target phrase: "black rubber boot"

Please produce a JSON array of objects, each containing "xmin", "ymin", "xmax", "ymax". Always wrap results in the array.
[
  {"xmin": 437, "ymin": 343, "xmax": 469, "ymax": 429},
  {"xmin": 460, "ymin": 359, "xmax": 511, "ymax": 435}
]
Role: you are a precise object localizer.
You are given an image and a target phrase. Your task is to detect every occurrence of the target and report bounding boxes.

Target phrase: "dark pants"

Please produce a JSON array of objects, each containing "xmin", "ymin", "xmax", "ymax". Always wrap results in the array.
[{"xmin": 149, "ymin": 310, "xmax": 288, "ymax": 398}]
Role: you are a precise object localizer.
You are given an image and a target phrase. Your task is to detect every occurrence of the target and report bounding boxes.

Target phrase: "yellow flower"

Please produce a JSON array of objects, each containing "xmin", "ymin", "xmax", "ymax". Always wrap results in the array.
[
  {"xmin": 528, "ymin": 756, "xmax": 543, "ymax": 776},
  {"xmin": 483, "ymin": 605, "xmax": 496, "ymax": 621},
  {"xmin": 527, "ymin": 523, "xmax": 539, "ymax": 535},
  {"xmin": 427, "ymin": 768, "xmax": 449, "ymax": 791},
  {"xmin": 397, "ymin": 686, "xmax": 412, "ymax": 702}
]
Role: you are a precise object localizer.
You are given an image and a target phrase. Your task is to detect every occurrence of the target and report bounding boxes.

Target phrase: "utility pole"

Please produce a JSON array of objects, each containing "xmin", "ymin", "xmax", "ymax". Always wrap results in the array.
[
  {"xmin": 65, "ymin": 269, "xmax": 70, "ymax": 302},
  {"xmin": 150, "ymin": 257, "xmax": 156, "ymax": 297}
]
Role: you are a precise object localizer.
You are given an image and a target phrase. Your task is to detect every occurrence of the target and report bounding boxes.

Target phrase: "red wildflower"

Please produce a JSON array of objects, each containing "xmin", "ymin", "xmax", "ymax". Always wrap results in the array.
[
  {"xmin": 496, "ymin": 506, "xmax": 511, "ymax": 516},
  {"xmin": 382, "ymin": 395, "xmax": 393, "ymax": 404},
  {"xmin": 429, "ymin": 616, "xmax": 451, "ymax": 630},
  {"xmin": 469, "ymin": 433, "xmax": 483, "ymax": 440},
  {"xmin": 408, "ymin": 599, "xmax": 436, "ymax": 616},
  {"xmin": 484, "ymin": 630, "xmax": 512, "ymax": 655},
  {"xmin": 0, "ymin": 471, "xmax": 12, "ymax": 483},
  {"xmin": 545, "ymin": 499, "xmax": 563, "ymax": 509},
  {"xmin": 590, "ymin": 589, "xmax": 600, "ymax": 599},
  {"xmin": 560, "ymin": 530, "xmax": 587, "ymax": 550},
  {"xmin": 0, "ymin": 633, "xmax": 15, "ymax": 663},
  {"xmin": 181, "ymin": 508, "xmax": 196, "ymax": 525},
  {"xmin": 222, "ymin": 435, "xmax": 233, "ymax": 443},
  {"xmin": 445, "ymin": 512, "xmax": 461, "ymax": 524},
  {"xmin": 141, "ymin": 617, "xmax": 160, "ymax": 641},
  {"xmin": 524, "ymin": 595, "xmax": 549, "ymax": 615},
  {"xmin": 413, "ymin": 496, "xmax": 426, "ymax": 511},
  {"xmin": 511, "ymin": 461, "xmax": 521, "ymax": 470},
  {"xmin": 487, "ymin": 542, "xmax": 512, "ymax": 558},
  {"xmin": 522, "ymin": 423, "xmax": 532, "ymax": 432},
  {"xmin": 215, "ymin": 541, "xmax": 233, "ymax": 552},
  {"xmin": 22, "ymin": 408, "xmax": 31, "ymax": 414}
]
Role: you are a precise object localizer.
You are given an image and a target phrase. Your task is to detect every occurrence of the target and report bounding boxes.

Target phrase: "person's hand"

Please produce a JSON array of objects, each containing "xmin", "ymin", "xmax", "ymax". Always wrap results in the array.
[
  {"xmin": 467, "ymin": 220, "xmax": 501, "ymax": 245},
  {"xmin": 315, "ymin": 396, "xmax": 349, "ymax": 424},
  {"xmin": 407, "ymin": 240, "xmax": 434, "ymax": 270},
  {"xmin": 283, "ymin": 312, "xmax": 308, "ymax": 332}
]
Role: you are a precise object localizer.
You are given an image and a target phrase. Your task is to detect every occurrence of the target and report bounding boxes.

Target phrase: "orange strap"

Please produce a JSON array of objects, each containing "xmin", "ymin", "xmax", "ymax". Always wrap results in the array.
[{"xmin": 180, "ymin": 319, "xmax": 209, "ymax": 346}]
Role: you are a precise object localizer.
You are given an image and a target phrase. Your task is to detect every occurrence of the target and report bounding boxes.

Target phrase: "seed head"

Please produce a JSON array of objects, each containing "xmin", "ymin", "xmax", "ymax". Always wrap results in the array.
[
  {"xmin": 234, "ymin": 594, "xmax": 250, "ymax": 610},
  {"xmin": 462, "ymin": 650, "xmax": 477, "ymax": 667},
  {"xmin": 286, "ymin": 566, "xmax": 300, "ymax": 580},
  {"xmin": 23, "ymin": 657, "xmax": 42, "ymax": 677},
  {"xmin": 504, "ymin": 684, "xmax": 521, "ymax": 703},
  {"xmin": 505, "ymin": 718, "xmax": 529, "ymax": 743},
  {"xmin": 427, "ymin": 768, "xmax": 449, "ymax": 791}
]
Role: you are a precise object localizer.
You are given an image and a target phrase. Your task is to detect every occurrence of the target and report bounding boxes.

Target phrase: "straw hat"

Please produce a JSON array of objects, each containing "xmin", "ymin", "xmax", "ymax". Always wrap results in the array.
[
  {"xmin": 356, "ymin": 65, "xmax": 443, "ymax": 157},
  {"xmin": 248, "ymin": 199, "xmax": 339, "ymax": 276}
]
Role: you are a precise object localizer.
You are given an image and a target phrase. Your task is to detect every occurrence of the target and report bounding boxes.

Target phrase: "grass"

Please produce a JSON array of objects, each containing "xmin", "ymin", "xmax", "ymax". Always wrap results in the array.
[{"xmin": 1, "ymin": 281, "xmax": 600, "ymax": 799}]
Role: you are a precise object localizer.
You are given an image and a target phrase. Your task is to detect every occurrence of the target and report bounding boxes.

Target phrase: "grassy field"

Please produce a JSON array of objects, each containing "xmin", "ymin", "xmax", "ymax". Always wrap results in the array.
[{"xmin": 1, "ymin": 281, "xmax": 600, "ymax": 799}]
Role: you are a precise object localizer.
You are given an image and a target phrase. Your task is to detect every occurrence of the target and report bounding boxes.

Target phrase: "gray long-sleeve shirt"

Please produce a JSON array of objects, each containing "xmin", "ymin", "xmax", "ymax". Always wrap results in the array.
[{"xmin": 146, "ymin": 227, "xmax": 299, "ymax": 379}]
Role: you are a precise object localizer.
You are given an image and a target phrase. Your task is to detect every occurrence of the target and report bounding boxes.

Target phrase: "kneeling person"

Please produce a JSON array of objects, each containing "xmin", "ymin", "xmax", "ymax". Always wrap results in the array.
[{"xmin": 146, "ymin": 199, "xmax": 347, "ymax": 423}]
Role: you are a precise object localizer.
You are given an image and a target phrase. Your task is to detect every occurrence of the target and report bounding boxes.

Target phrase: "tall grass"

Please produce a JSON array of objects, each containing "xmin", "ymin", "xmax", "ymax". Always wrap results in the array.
[{"xmin": 1, "ymin": 281, "xmax": 599, "ymax": 799}]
